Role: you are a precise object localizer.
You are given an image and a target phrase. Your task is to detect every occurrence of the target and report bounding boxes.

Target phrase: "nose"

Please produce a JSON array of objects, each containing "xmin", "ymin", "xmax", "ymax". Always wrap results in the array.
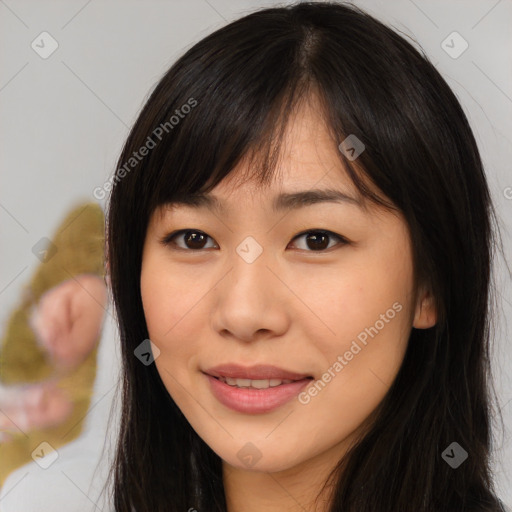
[{"xmin": 210, "ymin": 248, "xmax": 290, "ymax": 343}]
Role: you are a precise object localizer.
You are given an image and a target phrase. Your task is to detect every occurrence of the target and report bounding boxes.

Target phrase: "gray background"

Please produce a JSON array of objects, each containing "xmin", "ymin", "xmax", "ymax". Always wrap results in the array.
[{"xmin": 1, "ymin": 0, "xmax": 511, "ymax": 505}]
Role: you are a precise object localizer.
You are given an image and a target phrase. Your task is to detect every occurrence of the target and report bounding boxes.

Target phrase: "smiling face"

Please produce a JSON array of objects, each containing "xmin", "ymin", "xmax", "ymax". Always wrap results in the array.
[{"xmin": 140, "ymin": 96, "xmax": 436, "ymax": 484}]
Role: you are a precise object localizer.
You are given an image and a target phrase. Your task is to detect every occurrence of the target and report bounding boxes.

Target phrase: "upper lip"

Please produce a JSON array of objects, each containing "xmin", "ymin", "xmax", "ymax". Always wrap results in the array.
[{"xmin": 204, "ymin": 364, "xmax": 312, "ymax": 381}]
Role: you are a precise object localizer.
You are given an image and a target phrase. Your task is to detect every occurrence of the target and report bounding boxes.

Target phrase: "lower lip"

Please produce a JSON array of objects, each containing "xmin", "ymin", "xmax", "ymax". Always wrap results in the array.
[{"xmin": 204, "ymin": 373, "xmax": 312, "ymax": 414}]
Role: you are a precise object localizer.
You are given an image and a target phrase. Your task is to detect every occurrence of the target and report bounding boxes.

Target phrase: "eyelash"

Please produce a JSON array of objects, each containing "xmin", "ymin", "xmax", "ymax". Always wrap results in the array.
[{"xmin": 159, "ymin": 229, "xmax": 349, "ymax": 253}]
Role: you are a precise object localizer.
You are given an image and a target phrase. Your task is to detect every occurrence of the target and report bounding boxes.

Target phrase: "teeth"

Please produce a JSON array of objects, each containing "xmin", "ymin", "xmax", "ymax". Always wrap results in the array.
[{"xmin": 219, "ymin": 377, "xmax": 295, "ymax": 388}]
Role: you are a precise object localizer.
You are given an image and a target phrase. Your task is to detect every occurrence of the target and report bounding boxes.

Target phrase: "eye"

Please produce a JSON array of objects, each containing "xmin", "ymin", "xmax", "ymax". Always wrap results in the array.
[
  {"xmin": 159, "ymin": 229, "xmax": 348, "ymax": 252},
  {"xmin": 288, "ymin": 230, "xmax": 348, "ymax": 252},
  {"xmin": 159, "ymin": 229, "xmax": 217, "ymax": 251}
]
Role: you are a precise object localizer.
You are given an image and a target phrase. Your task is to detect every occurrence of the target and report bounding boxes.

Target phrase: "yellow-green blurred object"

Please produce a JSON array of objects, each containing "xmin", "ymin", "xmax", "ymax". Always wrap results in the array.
[{"xmin": 0, "ymin": 201, "xmax": 106, "ymax": 488}]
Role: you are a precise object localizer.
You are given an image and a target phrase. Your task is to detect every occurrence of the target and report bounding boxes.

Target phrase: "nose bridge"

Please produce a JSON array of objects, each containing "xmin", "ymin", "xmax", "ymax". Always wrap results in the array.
[
  {"xmin": 211, "ymin": 234, "xmax": 288, "ymax": 341},
  {"xmin": 228, "ymin": 234, "xmax": 271, "ymax": 302}
]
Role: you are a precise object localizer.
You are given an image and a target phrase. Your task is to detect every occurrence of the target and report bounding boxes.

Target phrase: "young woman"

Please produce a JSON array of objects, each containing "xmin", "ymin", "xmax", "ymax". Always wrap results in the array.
[{"xmin": 104, "ymin": 2, "xmax": 508, "ymax": 510}]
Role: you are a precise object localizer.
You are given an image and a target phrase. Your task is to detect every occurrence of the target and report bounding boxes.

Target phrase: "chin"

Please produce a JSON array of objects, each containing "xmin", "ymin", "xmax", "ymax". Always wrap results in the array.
[{"xmin": 217, "ymin": 442, "xmax": 306, "ymax": 474}]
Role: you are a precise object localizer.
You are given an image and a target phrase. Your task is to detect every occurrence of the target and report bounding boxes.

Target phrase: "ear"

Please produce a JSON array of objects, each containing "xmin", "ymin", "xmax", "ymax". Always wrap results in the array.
[{"xmin": 413, "ymin": 287, "xmax": 437, "ymax": 329}]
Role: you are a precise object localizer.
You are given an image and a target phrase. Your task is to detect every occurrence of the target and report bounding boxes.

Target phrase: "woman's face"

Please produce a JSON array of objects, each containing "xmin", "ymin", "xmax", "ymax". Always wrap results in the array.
[{"xmin": 140, "ymin": 97, "xmax": 436, "ymax": 478}]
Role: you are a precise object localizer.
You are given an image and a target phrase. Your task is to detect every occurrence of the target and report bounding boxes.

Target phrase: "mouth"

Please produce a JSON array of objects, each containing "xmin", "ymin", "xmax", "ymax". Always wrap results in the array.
[
  {"xmin": 207, "ymin": 374, "xmax": 313, "ymax": 389},
  {"xmin": 203, "ymin": 363, "xmax": 314, "ymax": 385},
  {"xmin": 202, "ymin": 364, "xmax": 314, "ymax": 413}
]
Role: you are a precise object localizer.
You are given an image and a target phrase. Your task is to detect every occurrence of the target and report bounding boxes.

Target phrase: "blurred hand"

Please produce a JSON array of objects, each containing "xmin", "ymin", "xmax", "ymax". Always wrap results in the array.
[
  {"xmin": 29, "ymin": 274, "xmax": 108, "ymax": 370},
  {"xmin": 0, "ymin": 380, "xmax": 72, "ymax": 442}
]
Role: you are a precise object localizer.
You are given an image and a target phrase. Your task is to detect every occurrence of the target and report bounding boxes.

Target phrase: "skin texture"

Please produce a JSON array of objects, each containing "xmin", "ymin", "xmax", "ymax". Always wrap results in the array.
[{"xmin": 140, "ymin": 96, "xmax": 437, "ymax": 512}]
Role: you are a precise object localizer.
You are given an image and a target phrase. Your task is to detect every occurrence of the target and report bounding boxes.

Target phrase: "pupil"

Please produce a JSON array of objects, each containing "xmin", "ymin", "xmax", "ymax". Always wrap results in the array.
[
  {"xmin": 307, "ymin": 232, "xmax": 328, "ymax": 250},
  {"xmin": 186, "ymin": 231, "xmax": 206, "ymax": 249}
]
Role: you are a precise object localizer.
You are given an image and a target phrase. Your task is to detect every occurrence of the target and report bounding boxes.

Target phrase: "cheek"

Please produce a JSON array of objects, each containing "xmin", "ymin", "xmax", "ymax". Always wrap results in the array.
[
  {"xmin": 297, "ymin": 289, "xmax": 409, "ymax": 449},
  {"xmin": 140, "ymin": 256, "xmax": 199, "ymax": 341},
  {"xmin": 140, "ymin": 264, "xmax": 195, "ymax": 406},
  {"xmin": 140, "ymin": 256, "xmax": 209, "ymax": 388},
  {"xmin": 291, "ymin": 260, "xmax": 405, "ymax": 353},
  {"xmin": 296, "ymin": 238, "xmax": 413, "ymax": 403}
]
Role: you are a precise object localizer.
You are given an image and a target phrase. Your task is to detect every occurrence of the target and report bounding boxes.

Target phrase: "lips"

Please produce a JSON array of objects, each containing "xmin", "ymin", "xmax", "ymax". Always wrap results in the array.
[
  {"xmin": 204, "ymin": 373, "xmax": 313, "ymax": 414},
  {"xmin": 203, "ymin": 363, "xmax": 312, "ymax": 381}
]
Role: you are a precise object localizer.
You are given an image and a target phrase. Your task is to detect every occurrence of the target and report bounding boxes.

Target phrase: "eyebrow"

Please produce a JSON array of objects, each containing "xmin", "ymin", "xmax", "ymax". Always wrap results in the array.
[{"xmin": 169, "ymin": 188, "xmax": 364, "ymax": 214}]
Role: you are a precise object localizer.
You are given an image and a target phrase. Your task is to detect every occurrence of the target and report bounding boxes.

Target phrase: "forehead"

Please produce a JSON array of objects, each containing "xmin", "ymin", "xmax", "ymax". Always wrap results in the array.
[
  {"xmin": 156, "ymin": 159, "xmax": 370, "ymax": 223},
  {"xmin": 205, "ymin": 98, "xmax": 360, "ymax": 199},
  {"xmin": 154, "ymin": 93, "xmax": 380, "ymax": 219}
]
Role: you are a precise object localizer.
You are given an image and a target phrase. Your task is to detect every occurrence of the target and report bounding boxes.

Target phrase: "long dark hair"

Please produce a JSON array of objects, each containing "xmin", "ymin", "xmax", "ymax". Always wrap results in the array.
[{"xmin": 104, "ymin": 2, "xmax": 507, "ymax": 510}]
